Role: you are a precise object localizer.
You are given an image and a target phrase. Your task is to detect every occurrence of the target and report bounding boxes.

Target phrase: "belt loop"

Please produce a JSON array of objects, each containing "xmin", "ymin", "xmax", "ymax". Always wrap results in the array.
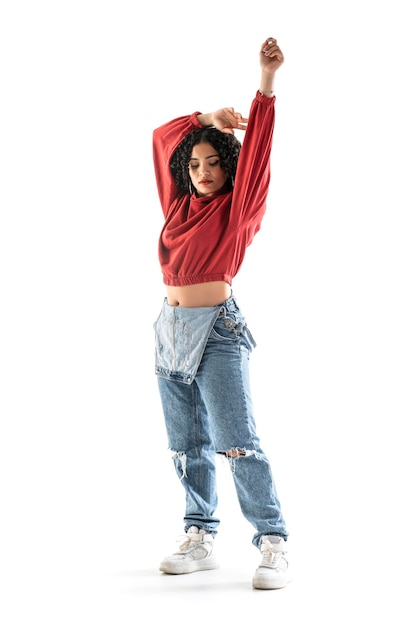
[{"xmin": 227, "ymin": 296, "xmax": 235, "ymax": 311}]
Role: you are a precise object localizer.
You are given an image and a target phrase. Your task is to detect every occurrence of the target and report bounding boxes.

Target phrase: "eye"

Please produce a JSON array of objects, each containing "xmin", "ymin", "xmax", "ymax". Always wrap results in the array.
[
  {"xmin": 189, "ymin": 163, "xmax": 198, "ymax": 169},
  {"xmin": 208, "ymin": 159, "xmax": 220, "ymax": 167}
]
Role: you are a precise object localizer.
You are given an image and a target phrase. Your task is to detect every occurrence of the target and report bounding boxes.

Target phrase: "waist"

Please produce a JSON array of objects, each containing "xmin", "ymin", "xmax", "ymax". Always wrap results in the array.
[{"xmin": 166, "ymin": 281, "xmax": 232, "ymax": 307}]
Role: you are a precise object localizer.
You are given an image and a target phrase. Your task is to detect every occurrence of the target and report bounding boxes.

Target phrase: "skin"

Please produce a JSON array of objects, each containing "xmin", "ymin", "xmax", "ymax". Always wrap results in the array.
[
  {"xmin": 188, "ymin": 143, "xmax": 228, "ymax": 198},
  {"xmin": 166, "ymin": 37, "xmax": 284, "ymax": 308}
]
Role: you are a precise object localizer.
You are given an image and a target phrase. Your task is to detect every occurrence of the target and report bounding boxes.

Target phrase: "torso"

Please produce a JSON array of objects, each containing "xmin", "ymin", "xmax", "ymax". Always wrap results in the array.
[{"xmin": 166, "ymin": 281, "xmax": 232, "ymax": 307}]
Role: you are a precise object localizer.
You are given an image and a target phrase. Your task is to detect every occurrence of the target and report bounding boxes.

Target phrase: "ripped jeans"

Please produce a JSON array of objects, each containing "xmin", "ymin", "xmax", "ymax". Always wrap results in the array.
[{"xmin": 155, "ymin": 295, "xmax": 288, "ymax": 548}]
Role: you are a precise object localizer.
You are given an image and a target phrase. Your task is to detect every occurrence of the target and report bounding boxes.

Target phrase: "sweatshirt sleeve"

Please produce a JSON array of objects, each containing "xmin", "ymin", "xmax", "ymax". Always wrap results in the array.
[
  {"xmin": 230, "ymin": 91, "xmax": 275, "ymax": 228},
  {"xmin": 153, "ymin": 112, "xmax": 202, "ymax": 217}
]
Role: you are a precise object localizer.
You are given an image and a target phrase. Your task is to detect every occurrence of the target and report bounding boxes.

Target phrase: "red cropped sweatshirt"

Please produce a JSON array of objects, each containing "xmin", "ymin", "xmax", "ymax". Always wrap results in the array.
[{"xmin": 152, "ymin": 91, "xmax": 276, "ymax": 287}]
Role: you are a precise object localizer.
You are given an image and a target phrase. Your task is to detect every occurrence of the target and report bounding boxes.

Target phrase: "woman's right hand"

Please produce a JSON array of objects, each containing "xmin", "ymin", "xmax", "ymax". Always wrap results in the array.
[{"xmin": 208, "ymin": 108, "xmax": 249, "ymax": 135}]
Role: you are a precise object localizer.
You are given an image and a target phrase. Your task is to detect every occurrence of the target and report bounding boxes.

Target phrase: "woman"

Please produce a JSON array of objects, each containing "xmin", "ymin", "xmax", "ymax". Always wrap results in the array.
[{"xmin": 152, "ymin": 37, "xmax": 289, "ymax": 590}]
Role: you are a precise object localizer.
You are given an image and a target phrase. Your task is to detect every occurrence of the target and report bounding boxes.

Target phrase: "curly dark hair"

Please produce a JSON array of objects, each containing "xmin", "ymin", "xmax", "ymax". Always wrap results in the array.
[{"xmin": 170, "ymin": 127, "xmax": 242, "ymax": 194}]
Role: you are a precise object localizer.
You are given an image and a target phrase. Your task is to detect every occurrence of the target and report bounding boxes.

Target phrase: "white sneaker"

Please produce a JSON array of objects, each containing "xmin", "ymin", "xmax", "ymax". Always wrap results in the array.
[
  {"xmin": 160, "ymin": 526, "xmax": 219, "ymax": 575},
  {"xmin": 252, "ymin": 535, "xmax": 289, "ymax": 590}
]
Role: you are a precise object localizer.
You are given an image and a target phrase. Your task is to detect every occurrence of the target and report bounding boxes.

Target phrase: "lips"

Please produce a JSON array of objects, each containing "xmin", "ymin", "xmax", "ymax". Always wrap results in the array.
[{"xmin": 199, "ymin": 180, "xmax": 212, "ymax": 185}]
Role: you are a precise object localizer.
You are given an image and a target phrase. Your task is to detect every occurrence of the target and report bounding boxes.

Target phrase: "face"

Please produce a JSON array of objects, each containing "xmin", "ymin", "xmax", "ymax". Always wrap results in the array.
[{"xmin": 188, "ymin": 142, "xmax": 228, "ymax": 197}]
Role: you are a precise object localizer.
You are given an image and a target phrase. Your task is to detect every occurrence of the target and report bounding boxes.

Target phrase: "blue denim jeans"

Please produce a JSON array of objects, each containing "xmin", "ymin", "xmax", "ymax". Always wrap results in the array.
[{"xmin": 154, "ymin": 294, "xmax": 288, "ymax": 548}]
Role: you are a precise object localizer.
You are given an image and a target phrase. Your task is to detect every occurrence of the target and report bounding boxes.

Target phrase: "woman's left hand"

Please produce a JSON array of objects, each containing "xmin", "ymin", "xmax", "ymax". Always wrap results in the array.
[{"xmin": 259, "ymin": 38, "xmax": 284, "ymax": 73}]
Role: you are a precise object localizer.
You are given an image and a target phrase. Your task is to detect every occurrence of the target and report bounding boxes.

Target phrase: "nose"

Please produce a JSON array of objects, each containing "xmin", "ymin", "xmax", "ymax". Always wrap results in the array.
[{"xmin": 198, "ymin": 165, "xmax": 210, "ymax": 178}]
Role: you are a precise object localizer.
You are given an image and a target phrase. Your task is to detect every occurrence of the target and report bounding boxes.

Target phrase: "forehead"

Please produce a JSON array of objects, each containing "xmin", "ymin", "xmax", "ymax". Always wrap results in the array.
[{"xmin": 190, "ymin": 142, "xmax": 218, "ymax": 159}]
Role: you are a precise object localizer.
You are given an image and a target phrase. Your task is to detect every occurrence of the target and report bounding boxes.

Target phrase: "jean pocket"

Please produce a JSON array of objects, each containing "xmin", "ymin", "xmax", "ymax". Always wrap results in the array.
[{"xmin": 211, "ymin": 313, "xmax": 250, "ymax": 342}]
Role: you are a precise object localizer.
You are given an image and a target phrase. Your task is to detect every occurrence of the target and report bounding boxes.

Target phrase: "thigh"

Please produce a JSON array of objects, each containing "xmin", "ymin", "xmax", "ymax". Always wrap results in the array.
[
  {"xmin": 195, "ymin": 317, "xmax": 259, "ymax": 450},
  {"xmin": 157, "ymin": 377, "xmax": 212, "ymax": 451}
]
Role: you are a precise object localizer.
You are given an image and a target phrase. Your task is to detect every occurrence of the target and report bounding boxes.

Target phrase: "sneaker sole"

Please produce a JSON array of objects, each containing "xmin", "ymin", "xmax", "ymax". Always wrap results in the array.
[
  {"xmin": 160, "ymin": 557, "xmax": 220, "ymax": 575},
  {"xmin": 252, "ymin": 579, "xmax": 287, "ymax": 590},
  {"xmin": 252, "ymin": 573, "xmax": 291, "ymax": 590}
]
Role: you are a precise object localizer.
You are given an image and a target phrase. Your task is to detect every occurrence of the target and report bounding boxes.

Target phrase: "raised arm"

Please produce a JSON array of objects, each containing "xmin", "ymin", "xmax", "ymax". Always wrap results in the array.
[
  {"xmin": 259, "ymin": 37, "xmax": 285, "ymax": 97},
  {"xmin": 228, "ymin": 36, "xmax": 285, "ymax": 225}
]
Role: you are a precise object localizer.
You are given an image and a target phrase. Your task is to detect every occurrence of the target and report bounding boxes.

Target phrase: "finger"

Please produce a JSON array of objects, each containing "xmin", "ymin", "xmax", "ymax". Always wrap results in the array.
[
  {"xmin": 232, "ymin": 112, "xmax": 244, "ymax": 123},
  {"xmin": 263, "ymin": 45, "xmax": 280, "ymax": 56},
  {"xmin": 262, "ymin": 38, "xmax": 283, "ymax": 58},
  {"xmin": 262, "ymin": 37, "xmax": 276, "ymax": 52},
  {"xmin": 232, "ymin": 118, "xmax": 248, "ymax": 129},
  {"xmin": 232, "ymin": 113, "xmax": 248, "ymax": 122}
]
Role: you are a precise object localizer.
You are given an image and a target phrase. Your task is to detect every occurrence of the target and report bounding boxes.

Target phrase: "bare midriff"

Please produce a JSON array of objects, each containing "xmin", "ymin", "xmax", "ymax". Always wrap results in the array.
[{"xmin": 166, "ymin": 281, "xmax": 232, "ymax": 307}]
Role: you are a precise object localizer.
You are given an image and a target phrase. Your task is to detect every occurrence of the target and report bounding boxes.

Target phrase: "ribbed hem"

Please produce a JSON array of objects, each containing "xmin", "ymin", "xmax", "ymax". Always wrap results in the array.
[{"xmin": 163, "ymin": 274, "xmax": 232, "ymax": 287}]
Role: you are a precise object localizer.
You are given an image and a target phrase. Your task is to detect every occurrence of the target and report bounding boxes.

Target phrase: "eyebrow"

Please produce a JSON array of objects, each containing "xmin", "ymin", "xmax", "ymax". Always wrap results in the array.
[{"xmin": 189, "ymin": 154, "xmax": 219, "ymax": 161}]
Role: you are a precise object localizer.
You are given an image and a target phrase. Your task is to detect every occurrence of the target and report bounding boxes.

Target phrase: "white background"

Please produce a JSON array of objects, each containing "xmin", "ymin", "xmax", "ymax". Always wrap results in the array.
[{"xmin": 1, "ymin": 1, "xmax": 417, "ymax": 624}]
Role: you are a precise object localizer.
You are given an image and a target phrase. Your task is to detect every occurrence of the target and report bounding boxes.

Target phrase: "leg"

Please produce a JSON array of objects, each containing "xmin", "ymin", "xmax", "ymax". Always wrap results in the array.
[
  {"xmin": 157, "ymin": 376, "xmax": 220, "ymax": 575},
  {"xmin": 195, "ymin": 302, "xmax": 288, "ymax": 548},
  {"xmin": 228, "ymin": 449, "xmax": 288, "ymax": 547},
  {"xmin": 157, "ymin": 376, "xmax": 220, "ymax": 535}
]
